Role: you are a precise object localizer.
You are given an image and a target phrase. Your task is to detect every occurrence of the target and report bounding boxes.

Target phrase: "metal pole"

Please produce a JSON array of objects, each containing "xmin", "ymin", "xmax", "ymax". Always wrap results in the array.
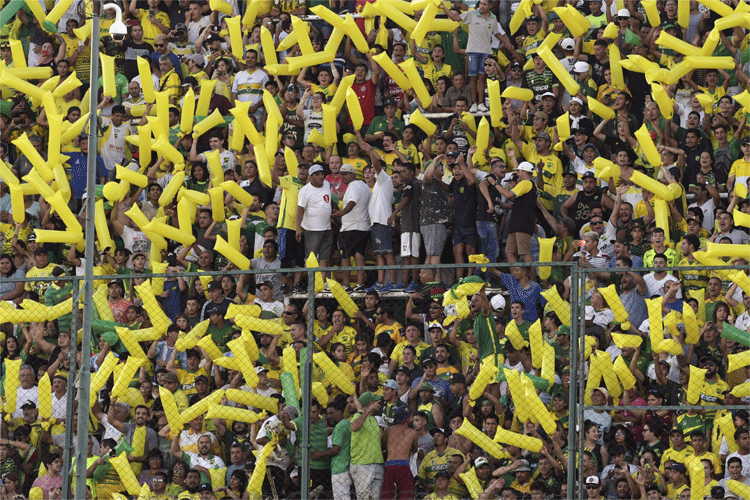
[
  {"xmin": 577, "ymin": 270, "xmax": 587, "ymax": 494},
  {"xmin": 62, "ymin": 277, "xmax": 81, "ymax": 499},
  {"xmin": 566, "ymin": 264, "xmax": 579, "ymax": 500},
  {"xmin": 300, "ymin": 273, "xmax": 315, "ymax": 500},
  {"xmin": 76, "ymin": 3, "xmax": 99, "ymax": 497}
]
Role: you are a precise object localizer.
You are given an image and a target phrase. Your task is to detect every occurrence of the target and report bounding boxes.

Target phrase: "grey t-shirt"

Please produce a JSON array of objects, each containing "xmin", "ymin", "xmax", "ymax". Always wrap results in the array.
[
  {"xmin": 420, "ymin": 178, "xmax": 451, "ymax": 227},
  {"xmin": 251, "ymin": 256, "xmax": 283, "ymax": 301}
]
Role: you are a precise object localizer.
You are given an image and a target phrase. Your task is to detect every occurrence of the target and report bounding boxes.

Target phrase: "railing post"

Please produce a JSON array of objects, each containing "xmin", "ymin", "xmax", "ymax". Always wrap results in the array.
[
  {"xmin": 62, "ymin": 277, "xmax": 81, "ymax": 500},
  {"xmin": 300, "ymin": 272, "xmax": 315, "ymax": 499},
  {"xmin": 566, "ymin": 264, "xmax": 579, "ymax": 500}
]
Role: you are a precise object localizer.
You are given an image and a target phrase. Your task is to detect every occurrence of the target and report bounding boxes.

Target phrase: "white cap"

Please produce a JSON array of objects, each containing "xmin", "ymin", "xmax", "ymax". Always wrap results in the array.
[
  {"xmin": 516, "ymin": 161, "xmax": 535, "ymax": 173},
  {"xmin": 591, "ymin": 387, "xmax": 610, "ymax": 399},
  {"xmin": 561, "ymin": 37, "xmax": 575, "ymax": 50},
  {"xmin": 585, "ymin": 305, "xmax": 595, "ymax": 321},
  {"xmin": 255, "ymin": 366, "xmax": 268, "ymax": 374},
  {"xmin": 574, "ymin": 61, "xmax": 590, "ymax": 73},
  {"xmin": 570, "ymin": 97, "xmax": 584, "ymax": 105},
  {"xmin": 427, "ymin": 322, "xmax": 444, "ymax": 332},
  {"xmin": 491, "ymin": 294, "xmax": 506, "ymax": 311},
  {"xmin": 340, "ymin": 163, "xmax": 355, "ymax": 174},
  {"xmin": 541, "ymin": 91, "xmax": 556, "ymax": 99},
  {"xmin": 617, "ymin": 8, "xmax": 630, "ymax": 17},
  {"xmin": 309, "ymin": 164, "xmax": 325, "ymax": 175}
]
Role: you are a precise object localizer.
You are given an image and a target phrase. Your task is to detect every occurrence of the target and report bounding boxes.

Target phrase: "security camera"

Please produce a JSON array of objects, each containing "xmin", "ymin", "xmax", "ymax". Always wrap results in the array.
[{"xmin": 102, "ymin": 3, "xmax": 127, "ymax": 39}]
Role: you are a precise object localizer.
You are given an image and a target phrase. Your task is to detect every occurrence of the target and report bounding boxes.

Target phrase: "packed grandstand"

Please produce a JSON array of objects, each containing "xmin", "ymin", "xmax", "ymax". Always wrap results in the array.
[{"xmin": 0, "ymin": 0, "xmax": 750, "ymax": 499}]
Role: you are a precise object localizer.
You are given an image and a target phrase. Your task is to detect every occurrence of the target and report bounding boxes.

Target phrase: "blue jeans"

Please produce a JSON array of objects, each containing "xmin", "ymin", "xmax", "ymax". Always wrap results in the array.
[{"xmin": 476, "ymin": 220, "xmax": 499, "ymax": 262}]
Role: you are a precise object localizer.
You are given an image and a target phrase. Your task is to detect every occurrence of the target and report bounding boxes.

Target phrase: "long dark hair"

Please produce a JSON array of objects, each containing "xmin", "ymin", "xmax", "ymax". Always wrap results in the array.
[{"xmin": 0, "ymin": 254, "xmax": 16, "ymax": 277}]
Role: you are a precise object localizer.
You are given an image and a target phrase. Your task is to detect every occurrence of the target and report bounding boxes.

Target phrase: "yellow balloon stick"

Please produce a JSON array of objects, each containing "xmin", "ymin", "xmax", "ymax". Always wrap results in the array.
[
  {"xmin": 225, "ymin": 388, "xmax": 279, "ymax": 414},
  {"xmin": 227, "ymin": 338, "xmax": 260, "ymax": 387},
  {"xmin": 133, "ymin": 284, "xmax": 173, "ymax": 335},
  {"xmin": 613, "ymin": 355, "xmax": 637, "ymax": 390},
  {"xmin": 90, "ymin": 353, "xmax": 118, "ymax": 406},
  {"xmin": 111, "ymin": 357, "xmax": 146, "ymax": 399},
  {"xmin": 331, "ymin": 73, "xmax": 355, "ymax": 112},
  {"xmin": 455, "ymin": 419, "xmax": 513, "ymax": 458},
  {"xmin": 540, "ymin": 286, "xmax": 571, "ymax": 326},
  {"xmin": 111, "ymin": 452, "xmax": 142, "ymax": 495},
  {"xmin": 538, "ymin": 236, "xmax": 556, "ymax": 280},
  {"xmin": 501, "ymin": 86, "xmax": 534, "ymax": 101},
  {"xmin": 588, "ymin": 96, "xmax": 616, "ymax": 120},
  {"xmin": 214, "ymin": 235, "xmax": 251, "ymax": 270},
  {"xmin": 259, "ymin": 26, "xmax": 277, "ymax": 65},
  {"xmin": 180, "ymin": 390, "xmax": 225, "ymax": 424},
  {"xmin": 195, "ymin": 79, "xmax": 217, "ymax": 116},
  {"xmin": 43, "ymin": 0, "xmax": 74, "ymax": 31},
  {"xmin": 400, "ymin": 58, "xmax": 431, "ymax": 107},
  {"xmin": 408, "ymin": 108, "xmax": 436, "ymax": 137},
  {"xmin": 373, "ymin": 52, "xmax": 411, "ymax": 90},
  {"xmin": 157, "ymin": 387, "xmax": 182, "ymax": 434},
  {"xmin": 52, "ymin": 71, "xmax": 82, "ymax": 99},
  {"xmin": 12, "ymin": 133, "xmax": 54, "ymax": 181},
  {"xmin": 687, "ymin": 365, "xmax": 706, "ymax": 404},
  {"xmin": 468, "ymin": 362, "xmax": 498, "ymax": 402}
]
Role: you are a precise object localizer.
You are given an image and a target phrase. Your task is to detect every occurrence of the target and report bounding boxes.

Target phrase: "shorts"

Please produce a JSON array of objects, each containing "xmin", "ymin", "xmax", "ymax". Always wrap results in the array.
[
  {"xmin": 305, "ymin": 230, "xmax": 333, "ymax": 262},
  {"xmin": 371, "ymin": 224, "xmax": 393, "ymax": 255},
  {"xmin": 350, "ymin": 463, "xmax": 384, "ymax": 500},
  {"xmin": 279, "ymin": 227, "xmax": 305, "ymax": 269},
  {"xmin": 506, "ymin": 231, "xmax": 532, "ymax": 256},
  {"xmin": 452, "ymin": 225, "xmax": 479, "ymax": 249},
  {"xmin": 467, "ymin": 52, "xmax": 489, "ymax": 77},
  {"xmin": 332, "ymin": 471, "xmax": 353, "ymax": 500},
  {"xmin": 340, "ymin": 230, "xmax": 370, "ymax": 258},
  {"xmin": 421, "ymin": 224, "xmax": 447, "ymax": 256},
  {"xmin": 400, "ymin": 231, "xmax": 421, "ymax": 258}
]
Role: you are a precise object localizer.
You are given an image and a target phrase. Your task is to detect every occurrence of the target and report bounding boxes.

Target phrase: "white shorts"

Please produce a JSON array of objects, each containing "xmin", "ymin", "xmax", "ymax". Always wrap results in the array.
[
  {"xmin": 332, "ymin": 471, "xmax": 353, "ymax": 500},
  {"xmin": 400, "ymin": 232, "xmax": 421, "ymax": 258},
  {"xmin": 350, "ymin": 463, "xmax": 384, "ymax": 500}
]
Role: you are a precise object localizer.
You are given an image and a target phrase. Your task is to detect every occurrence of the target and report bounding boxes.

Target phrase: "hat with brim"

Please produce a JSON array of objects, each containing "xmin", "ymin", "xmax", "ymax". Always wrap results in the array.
[{"xmin": 359, "ymin": 392, "xmax": 382, "ymax": 406}]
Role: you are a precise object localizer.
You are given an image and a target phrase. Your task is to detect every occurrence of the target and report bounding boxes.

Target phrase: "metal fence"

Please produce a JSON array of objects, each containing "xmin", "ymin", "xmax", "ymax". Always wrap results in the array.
[{"xmin": 0, "ymin": 261, "xmax": 748, "ymax": 500}]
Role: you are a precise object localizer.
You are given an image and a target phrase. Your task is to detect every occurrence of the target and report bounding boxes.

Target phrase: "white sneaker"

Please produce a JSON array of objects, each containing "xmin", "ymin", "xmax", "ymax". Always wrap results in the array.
[
  {"xmin": 477, "ymin": 103, "xmax": 488, "ymax": 112},
  {"xmin": 469, "ymin": 103, "xmax": 479, "ymax": 113}
]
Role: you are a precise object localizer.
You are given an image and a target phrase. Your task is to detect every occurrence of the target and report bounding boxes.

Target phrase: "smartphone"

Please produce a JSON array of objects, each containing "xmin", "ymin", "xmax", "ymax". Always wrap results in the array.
[{"xmin": 103, "ymin": 247, "xmax": 111, "ymax": 253}]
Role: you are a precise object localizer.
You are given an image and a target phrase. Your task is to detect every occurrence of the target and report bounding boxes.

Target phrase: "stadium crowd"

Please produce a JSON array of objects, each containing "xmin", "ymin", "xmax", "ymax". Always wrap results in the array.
[{"xmin": 1, "ymin": 0, "xmax": 750, "ymax": 499}]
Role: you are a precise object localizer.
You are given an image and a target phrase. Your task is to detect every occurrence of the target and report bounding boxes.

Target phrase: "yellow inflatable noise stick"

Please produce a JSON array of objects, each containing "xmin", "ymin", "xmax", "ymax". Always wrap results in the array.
[
  {"xmin": 634, "ymin": 125, "xmax": 662, "ymax": 167},
  {"xmin": 206, "ymin": 405, "xmax": 266, "ymax": 425},
  {"xmin": 486, "ymin": 79, "xmax": 504, "ymax": 127},
  {"xmin": 540, "ymin": 343, "xmax": 555, "ymax": 386},
  {"xmin": 111, "ymin": 451, "xmax": 142, "ymax": 495},
  {"xmin": 314, "ymin": 352, "xmax": 356, "ymax": 395},
  {"xmin": 705, "ymin": 242, "xmax": 750, "ymax": 260},
  {"xmin": 225, "ymin": 303, "xmax": 261, "ymax": 320},
  {"xmin": 596, "ymin": 350, "xmax": 622, "ymax": 399},
  {"xmin": 37, "ymin": 373, "xmax": 52, "ymax": 422},
  {"xmin": 329, "ymin": 73, "xmax": 355, "ymax": 114},
  {"xmin": 504, "ymin": 319, "xmax": 526, "ymax": 351},
  {"xmin": 208, "ymin": 187, "xmax": 226, "ymax": 224},
  {"xmin": 114, "ymin": 326, "xmax": 149, "ymax": 359},
  {"xmin": 221, "ymin": 180, "xmax": 255, "ymax": 207},
  {"xmin": 407, "ymin": 108, "xmax": 437, "ymax": 137},
  {"xmin": 8, "ymin": 184, "xmax": 26, "ymax": 225},
  {"xmin": 493, "ymin": 424, "xmax": 543, "ymax": 453},
  {"xmin": 233, "ymin": 315, "xmax": 286, "ymax": 336},
  {"xmin": 687, "ymin": 365, "xmax": 706, "ymax": 404},
  {"xmin": 454, "ymin": 419, "xmax": 511, "ymax": 459},
  {"xmin": 553, "ymin": 4, "xmax": 591, "ymax": 38},
  {"xmin": 95, "ymin": 199, "xmax": 115, "ymax": 252},
  {"xmin": 528, "ymin": 319, "xmax": 544, "ymax": 370},
  {"xmin": 192, "ymin": 108, "xmax": 225, "ymax": 139},
  {"xmin": 312, "ymin": 382, "xmax": 329, "ymax": 408},
  {"xmin": 613, "ymin": 355, "xmax": 637, "ymax": 390},
  {"xmin": 180, "ymin": 390, "xmax": 226, "ymax": 427},
  {"xmin": 646, "ymin": 297, "xmax": 664, "ymax": 348},
  {"xmin": 214, "ymin": 235, "xmax": 250, "ymax": 270},
  {"xmin": 540, "ymin": 286, "xmax": 570, "ymax": 326},
  {"xmin": 111, "ymin": 356, "xmax": 145, "ymax": 399},
  {"xmin": 242, "ymin": 330, "xmax": 260, "ymax": 362},
  {"xmin": 247, "ymin": 436, "xmax": 277, "ymax": 495},
  {"xmin": 372, "ymin": 52, "xmax": 411, "ymax": 90},
  {"xmin": 538, "ymin": 236, "xmax": 556, "ymax": 280},
  {"xmin": 598, "ymin": 284, "xmax": 631, "ymax": 331},
  {"xmin": 305, "ymin": 253, "xmax": 325, "ymax": 294},
  {"xmin": 681, "ymin": 303, "xmax": 700, "ymax": 344},
  {"xmin": 12, "ymin": 133, "xmax": 54, "ymax": 182},
  {"xmin": 651, "ymin": 83, "xmax": 674, "ymax": 119},
  {"xmin": 611, "ymin": 333, "xmax": 643, "ymax": 349},
  {"xmin": 326, "ymin": 278, "xmax": 360, "ymax": 318},
  {"xmin": 468, "ymin": 362, "xmax": 499, "ymax": 403},
  {"xmin": 195, "ymin": 335, "xmax": 223, "ymax": 362},
  {"xmin": 400, "ymin": 58, "xmax": 431, "ymax": 108},
  {"xmin": 501, "ymin": 86, "xmax": 534, "ymax": 102},
  {"xmin": 504, "ymin": 368, "xmax": 531, "ymax": 423},
  {"xmin": 322, "ymin": 104, "xmax": 338, "ymax": 147},
  {"xmin": 156, "ymin": 172, "xmax": 185, "ymax": 207},
  {"xmin": 537, "ymin": 46, "xmax": 579, "ymax": 96},
  {"xmin": 688, "ymin": 456, "xmax": 704, "ymax": 500},
  {"xmin": 474, "ymin": 117, "xmax": 490, "ymax": 166},
  {"xmin": 731, "ymin": 382, "xmax": 750, "ymax": 398},
  {"xmin": 227, "ymin": 337, "xmax": 260, "ymax": 388},
  {"xmin": 726, "ymin": 480, "xmax": 750, "ymax": 500},
  {"xmin": 728, "ymin": 350, "xmax": 750, "ymax": 374},
  {"xmin": 89, "ymin": 353, "xmax": 118, "ymax": 407},
  {"xmin": 588, "ymin": 97, "xmax": 616, "ymax": 120},
  {"xmin": 2, "ymin": 359, "xmax": 21, "ymax": 415},
  {"xmin": 176, "ymin": 187, "xmax": 210, "ymax": 206},
  {"xmin": 137, "ymin": 57, "xmax": 155, "ymax": 103},
  {"xmin": 133, "ymin": 283, "xmax": 173, "ymax": 336},
  {"xmin": 225, "ymin": 389, "xmax": 279, "ymax": 414}
]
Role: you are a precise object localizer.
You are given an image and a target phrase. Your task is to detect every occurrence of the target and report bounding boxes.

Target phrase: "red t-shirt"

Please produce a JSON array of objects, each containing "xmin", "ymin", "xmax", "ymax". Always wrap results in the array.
[{"xmin": 352, "ymin": 79, "xmax": 376, "ymax": 127}]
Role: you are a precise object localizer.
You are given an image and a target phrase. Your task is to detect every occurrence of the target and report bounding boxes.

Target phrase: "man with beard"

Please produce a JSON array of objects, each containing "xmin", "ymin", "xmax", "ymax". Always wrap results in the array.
[
  {"xmin": 88, "ymin": 438, "xmax": 124, "ymax": 499},
  {"xmin": 698, "ymin": 355, "xmax": 729, "ymax": 421},
  {"xmin": 561, "ymin": 172, "xmax": 609, "ymax": 233},
  {"xmin": 177, "ymin": 469, "xmax": 202, "ymax": 500},
  {"xmin": 418, "ymin": 428, "xmax": 463, "ymax": 492},
  {"xmin": 172, "ymin": 435, "xmax": 225, "ymax": 483},
  {"xmin": 616, "ymin": 257, "xmax": 648, "ymax": 328},
  {"xmin": 108, "ymin": 404, "xmax": 158, "ymax": 476}
]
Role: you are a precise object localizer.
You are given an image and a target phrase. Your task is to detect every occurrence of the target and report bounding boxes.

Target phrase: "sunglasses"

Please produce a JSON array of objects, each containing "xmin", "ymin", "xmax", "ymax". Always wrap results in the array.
[
  {"xmin": 155, "ymin": 43, "xmax": 165, "ymax": 47},
  {"xmin": 590, "ymin": 220, "xmax": 603, "ymax": 225}
]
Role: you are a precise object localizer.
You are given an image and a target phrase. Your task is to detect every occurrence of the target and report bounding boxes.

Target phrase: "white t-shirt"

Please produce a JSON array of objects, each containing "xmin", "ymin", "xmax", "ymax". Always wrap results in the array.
[
  {"xmin": 689, "ymin": 198, "xmax": 716, "ymax": 232},
  {"xmin": 341, "ymin": 180, "xmax": 372, "ymax": 232},
  {"xmin": 644, "ymin": 272, "xmax": 682, "ymax": 299},
  {"xmin": 369, "ymin": 169, "xmax": 394, "ymax": 226},
  {"xmin": 232, "ymin": 68, "xmax": 269, "ymax": 105},
  {"xmin": 121, "ymin": 225, "xmax": 151, "ymax": 255},
  {"xmin": 298, "ymin": 181, "xmax": 332, "ymax": 231},
  {"xmin": 187, "ymin": 16, "xmax": 211, "ymax": 44},
  {"xmin": 725, "ymin": 452, "xmax": 750, "ymax": 479},
  {"xmin": 302, "ymin": 109, "xmax": 324, "ymax": 143},
  {"xmin": 100, "ymin": 119, "xmax": 132, "ymax": 174},
  {"xmin": 14, "ymin": 386, "xmax": 39, "ymax": 419},
  {"xmin": 199, "ymin": 149, "xmax": 235, "ymax": 175}
]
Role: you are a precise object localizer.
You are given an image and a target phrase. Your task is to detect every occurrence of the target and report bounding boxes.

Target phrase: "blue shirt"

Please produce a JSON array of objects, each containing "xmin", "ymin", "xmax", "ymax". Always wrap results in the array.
[
  {"xmin": 411, "ymin": 377, "xmax": 452, "ymax": 402},
  {"xmin": 149, "ymin": 51, "xmax": 183, "ymax": 80},
  {"xmin": 499, "ymin": 273, "xmax": 545, "ymax": 322},
  {"xmin": 66, "ymin": 153, "xmax": 107, "ymax": 199}
]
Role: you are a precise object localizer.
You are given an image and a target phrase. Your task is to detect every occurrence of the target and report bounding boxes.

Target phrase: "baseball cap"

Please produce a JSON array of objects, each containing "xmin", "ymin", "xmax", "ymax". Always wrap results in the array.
[
  {"xmin": 534, "ymin": 110, "xmax": 548, "ymax": 121},
  {"xmin": 340, "ymin": 164, "xmax": 355, "ymax": 174},
  {"xmin": 392, "ymin": 406, "xmax": 412, "ymax": 424},
  {"xmin": 205, "ymin": 304, "xmax": 221, "ymax": 316},
  {"xmin": 511, "ymin": 62, "xmax": 522, "ymax": 70},
  {"xmin": 206, "ymin": 33, "xmax": 221, "ymax": 44},
  {"xmin": 309, "ymin": 164, "xmax": 325, "ymax": 175},
  {"xmin": 283, "ymin": 405, "xmax": 299, "ymax": 419},
  {"xmin": 418, "ymin": 382, "xmax": 436, "ymax": 392},
  {"xmin": 533, "ymin": 132, "xmax": 552, "ymax": 142},
  {"xmin": 194, "ymin": 375, "xmax": 209, "ymax": 383},
  {"xmin": 526, "ymin": 15, "xmax": 539, "ymax": 22},
  {"xmin": 430, "ymin": 427, "xmax": 452, "ymax": 438},
  {"xmin": 515, "ymin": 459, "xmax": 531, "ymax": 472},
  {"xmin": 163, "ymin": 372, "xmax": 179, "ymax": 383},
  {"xmin": 617, "ymin": 8, "xmax": 630, "ymax": 17},
  {"xmin": 668, "ymin": 463, "xmax": 687, "ymax": 474},
  {"xmin": 421, "ymin": 357, "xmax": 437, "ymax": 367},
  {"xmin": 21, "ymin": 401, "xmax": 36, "ymax": 409},
  {"xmin": 591, "ymin": 387, "xmax": 609, "ymax": 399},
  {"xmin": 108, "ymin": 279, "xmax": 124, "ymax": 288},
  {"xmin": 561, "ymin": 38, "xmax": 575, "ymax": 50},
  {"xmin": 427, "ymin": 322, "xmax": 444, "ymax": 332},
  {"xmin": 581, "ymin": 171, "xmax": 596, "ymax": 179},
  {"xmin": 174, "ymin": 22, "xmax": 186, "ymax": 31},
  {"xmin": 541, "ymin": 91, "xmax": 556, "ymax": 100},
  {"xmin": 34, "ymin": 248, "xmax": 47, "ymax": 256},
  {"xmin": 359, "ymin": 392, "xmax": 382, "ymax": 406},
  {"xmin": 51, "ymin": 266, "xmax": 66, "ymax": 277},
  {"xmin": 198, "ymin": 483, "xmax": 212, "ymax": 492},
  {"xmin": 395, "ymin": 366, "xmax": 410, "ymax": 375},
  {"xmin": 255, "ymin": 366, "xmax": 269, "ymax": 374},
  {"xmin": 570, "ymin": 97, "xmax": 584, "ymax": 105},
  {"xmin": 207, "ymin": 280, "xmax": 222, "ymax": 291},
  {"xmin": 516, "ymin": 161, "xmax": 535, "ymax": 173},
  {"xmin": 563, "ymin": 171, "xmax": 577, "ymax": 179},
  {"xmin": 383, "ymin": 379, "xmax": 399, "ymax": 390},
  {"xmin": 741, "ymin": 136, "xmax": 750, "ymax": 145},
  {"xmin": 383, "ymin": 98, "xmax": 397, "ymax": 107},
  {"xmin": 474, "ymin": 457, "xmax": 490, "ymax": 468},
  {"xmin": 182, "ymin": 76, "xmax": 199, "ymax": 88},
  {"xmin": 583, "ymin": 143, "xmax": 598, "ymax": 151},
  {"xmin": 183, "ymin": 53, "xmax": 205, "ymax": 66},
  {"xmin": 585, "ymin": 476, "xmax": 601, "ymax": 486},
  {"xmin": 574, "ymin": 61, "xmax": 590, "ymax": 73},
  {"xmin": 27, "ymin": 232, "xmax": 36, "ymax": 242},
  {"xmin": 450, "ymin": 373, "xmax": 466, "ymax": 385},
  {"xmin": 490, "ymin": 294, "xmax": 506, "ymax": 311}
]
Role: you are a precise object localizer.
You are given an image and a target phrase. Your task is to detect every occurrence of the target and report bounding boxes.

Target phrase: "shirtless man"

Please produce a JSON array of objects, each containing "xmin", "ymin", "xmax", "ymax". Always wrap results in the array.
[{"xmin": 382, "ymin": 406, "xmax": 419, "ymax": 500}]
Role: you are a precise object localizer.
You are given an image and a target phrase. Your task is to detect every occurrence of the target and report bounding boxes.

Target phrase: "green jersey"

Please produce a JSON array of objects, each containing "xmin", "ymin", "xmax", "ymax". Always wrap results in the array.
[
  {"xmin": 331, "ymin": 418, "xmax": 352, "ymax": 475},
  {"xmin": 474, "ymin": 311, "xmax": 502, "ymax": 363}
]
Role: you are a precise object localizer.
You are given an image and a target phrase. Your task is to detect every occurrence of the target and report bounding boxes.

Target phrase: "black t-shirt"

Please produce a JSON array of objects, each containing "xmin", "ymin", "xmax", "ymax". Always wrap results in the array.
[
  {"xmin": 122, "ymin": 40, "xmax": 155, "ymax": 81},
  {"xmin": 401, "ymin": 179, "xmax": 421, "ymax": 233},
  {"xmin": 587, "ymin": 54, "xmax": 610, "ymax": 87},
  {"xmin": 477, "ymin": 173, "xmax": 503, "ymax": 223},
  {"xmin": 450, "ymin": 177, "xmax": 478, "ymax": 228}
]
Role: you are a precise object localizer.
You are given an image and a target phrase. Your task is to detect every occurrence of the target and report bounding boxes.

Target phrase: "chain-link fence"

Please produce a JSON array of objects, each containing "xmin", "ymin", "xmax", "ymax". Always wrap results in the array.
[{"xmin": 1, "ymin": 261, "xmax": 748, "ymax": 500}]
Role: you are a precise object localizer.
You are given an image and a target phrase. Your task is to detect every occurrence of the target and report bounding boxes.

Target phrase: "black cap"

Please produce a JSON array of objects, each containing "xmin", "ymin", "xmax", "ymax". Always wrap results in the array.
[
  {"xmin": 563, "ymin": 171, "xmax": 577, "ymax": 178},
  {"xmin": 741, "ymin": 136, "xmax": 750, "ymax": 145},
  {"xmin": 206, "ymin": 280, "xmax": 222, "ymax": 291},
  {"xmin": 195, "ymin": 375, "xmax": 209, "ymax": 383},
  {"xmin": 383, "ymin": 98, "xmax": 397, "ymax": 107},
  {"xmin": 108, "ymin": 279, "xmax": 124, "ymax": 289},
  {"xmin": 198, "ymin": 482, "xmax": 213, "ymax": 492},
  {"xmin": 429, "ymin": 427, "xmax": 452, "ymax": 438},
  {"xmin": 421, "ymin": 356, "xmax": 437, "ymax": 367},
  {"xmin": 34, "ymin": 248, "xmax": 47, "ymax": 256},
  {"xmin": 51, "ymin": 266, "xmax": 66, "ymax": 277},
  {"xmin": 206, "ymin": 33, "xmax": 221, "ymax": 44},
  {"xmin": 435, "ymin": 470, "xmax": 451, "ymax": 479},
  {"xmin": 21, "ymin": 401, "xmax": 36, "ymax": 409},
  {"xmin": 182, "ymin": 76, "xmax": 199, "ymax": 88},
  {"xmin": 581, "ymin": 171, "xmax": 596, "ymax": 180},
  {"xmin": 450, "ymin": 373, "xmax": 466, "ymax": 385},
  {"xmin": 395, "ymin": 366, "xmax": 410, "ymax": 375}
]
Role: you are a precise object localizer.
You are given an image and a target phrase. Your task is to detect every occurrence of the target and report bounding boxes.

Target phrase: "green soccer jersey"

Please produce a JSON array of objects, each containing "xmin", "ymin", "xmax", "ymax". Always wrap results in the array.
[{"xmin": 331, "ymin": 418, "xmax": 352, "ymax": 475}]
